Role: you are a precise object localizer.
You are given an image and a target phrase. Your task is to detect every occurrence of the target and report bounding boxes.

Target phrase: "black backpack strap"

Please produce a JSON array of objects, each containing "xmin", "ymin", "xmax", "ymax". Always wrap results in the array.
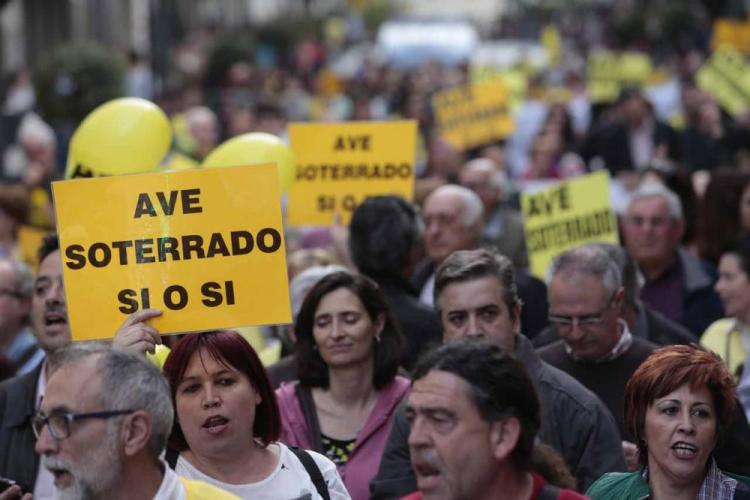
[
  {"xmin": 289, "ymin": 446, "xmax": 330, "ymax": 500},
  {"xmin": 165, "ymin": 447, "xmax": 179, "ymax": 469},
  {"xmin": 295, "ymin": 382, "xmax": 325, "ymax": 452},
  {"xmin": 537, "ymin": 482, "xmax": 560, "ymax": 500}
]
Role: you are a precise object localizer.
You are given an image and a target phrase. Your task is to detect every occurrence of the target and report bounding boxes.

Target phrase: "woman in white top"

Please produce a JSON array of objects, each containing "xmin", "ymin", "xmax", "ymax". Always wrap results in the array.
[{"xmin": 162, "ymin": 330, "xmax": 350, "ymax": 500}]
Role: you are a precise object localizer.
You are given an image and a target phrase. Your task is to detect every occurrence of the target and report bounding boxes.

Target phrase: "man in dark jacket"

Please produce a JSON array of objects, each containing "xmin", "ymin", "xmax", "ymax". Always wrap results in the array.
[
  {"xmin": 348, "ymin": 196, "xmax": 442, "ymax": 370},
  {"xmin": 370, "ymin": 249, "xmax": 625, "ymax": 497},
  {"xmin": 0, "ymin": 234, "xmax": 69, "ymax": 494},
  {"xmin": 622, "ymin": 183, "xmax": 723, "ymax": 336}
]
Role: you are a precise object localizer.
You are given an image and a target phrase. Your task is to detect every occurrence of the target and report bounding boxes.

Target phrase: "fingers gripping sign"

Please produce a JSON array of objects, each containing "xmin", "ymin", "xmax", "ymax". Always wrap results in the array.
[{"xmin": 113, "ymin": 308, "xmax": 163, "ymax": 355}]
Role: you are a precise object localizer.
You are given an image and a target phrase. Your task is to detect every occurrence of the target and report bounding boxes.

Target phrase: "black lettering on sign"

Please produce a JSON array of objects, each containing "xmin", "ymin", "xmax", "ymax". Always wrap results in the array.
[
  {"xmin": 523, "ymin": 185, "xmax": 571, "ymax": 218},
  {"xmin": 118, "ymin": 288, "xmax": 151, "ymax": 314},
  {"xmin": 200, "ymin": 281, "xmax": 235, "ymax": 307},
  {"xmin": 134, "ymin": 189, "xmax": 204, "ymax": 218},
  {"xmin": 164, "ymin": 285, "xmax": 188, "ymax": 310},
  {"xmin": 333, "ymin": 135, "xmax": 371, "ymax": 151}
]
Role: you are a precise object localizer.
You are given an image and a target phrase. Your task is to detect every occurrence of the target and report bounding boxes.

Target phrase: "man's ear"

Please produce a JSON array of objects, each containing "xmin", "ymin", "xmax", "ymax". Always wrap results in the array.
[
  {"xmin": 490, "ymin": 417, "xmax": 521, "ymax": 462},
  {"xmin": 121, "ymin": 410, "xmax": 152, "ymax": 457},
  {"xmin": 511, "ymin": 303, "xmax": 522, "ymax": 335}
]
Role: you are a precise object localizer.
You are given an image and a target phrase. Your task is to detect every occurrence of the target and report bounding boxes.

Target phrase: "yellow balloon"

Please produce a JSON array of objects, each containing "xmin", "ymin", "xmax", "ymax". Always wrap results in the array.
[
  {"xmin": 66, "ymin": 98, "xmax": 171, "ymax": 178},
  {"xmin": 201, "ymin": 133, "xmax": 296, "ymax": 194}
]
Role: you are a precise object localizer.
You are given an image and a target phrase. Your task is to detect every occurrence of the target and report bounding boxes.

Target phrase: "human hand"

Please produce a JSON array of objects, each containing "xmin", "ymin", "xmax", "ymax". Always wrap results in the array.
[
  {"xmin": 113, "ymin": 309, "xmax": 163, "ymax": 355},
  {"xmin": 622, "ymin": 440, "xmax": 639, "ymax": 472},
  {"xmin": 0, "ymin": 484, "xmax": 32, "ymax": 500}
]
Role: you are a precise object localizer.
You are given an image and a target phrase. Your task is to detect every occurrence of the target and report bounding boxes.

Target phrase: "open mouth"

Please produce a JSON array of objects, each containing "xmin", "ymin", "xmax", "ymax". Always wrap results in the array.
[
  {"xmin": 44, "ymin": 313, "xmax": 67, "ymax": 327},
  {"xmin": 47, "ymin": 466, "xmax": 72, "ymax": 487},
  {"xmin": 414, "ymin": 462, "xmax": 441, "ymax": 479},
  {"xmin": 202, "ymin": 415, "xmax": 229, "ymax": 434},
  {"xmin": 672, "ymin": 442, "xmax": 698, "ymax": 458}
]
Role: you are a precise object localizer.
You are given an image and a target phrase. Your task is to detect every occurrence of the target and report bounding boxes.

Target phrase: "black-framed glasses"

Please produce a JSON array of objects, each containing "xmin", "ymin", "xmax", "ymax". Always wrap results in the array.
[
  {"xmin": 32, "ymin": 409, "xmax": 136, "ymax": 441},
  {"xmin": 548, "ymin": 294, "xmax": 616, "ymax": 331}
]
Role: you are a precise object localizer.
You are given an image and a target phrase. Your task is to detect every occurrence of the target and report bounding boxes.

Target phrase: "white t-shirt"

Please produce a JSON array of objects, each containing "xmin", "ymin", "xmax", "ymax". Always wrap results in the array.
[{"xmin": 175, "ymin": 443, "xmax": 350, "ymax": 500}]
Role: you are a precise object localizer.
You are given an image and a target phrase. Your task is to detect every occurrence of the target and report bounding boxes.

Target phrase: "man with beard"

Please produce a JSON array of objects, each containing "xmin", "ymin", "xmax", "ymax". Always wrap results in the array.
[
  {"xmin": 404, "ymin": 341, "xmax": 587, "ymax": 500},
  {"xmin": 28, "ymin": 343, "xmax": 235, "ymax": 500}
]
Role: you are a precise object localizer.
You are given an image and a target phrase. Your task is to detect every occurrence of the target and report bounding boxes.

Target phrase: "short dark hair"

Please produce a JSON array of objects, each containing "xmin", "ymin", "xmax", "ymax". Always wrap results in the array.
[
  {"xmin": 349, "ymin": 196, "xmax": 422, "ymax": 279},
  {"xmin": 162, "ymin": 330, "xmax": 281, "ymax": 450},
  {"xmin": 294, "ymin": 271, "xmax": 404, "ymax": 389},
  {"xmin": 38, "ymin": 233, "xmax": 59, "ymax": 265},
  {"xmin": 412, "ymin": 341, "xmax": 540, "ymax": 470},
  {"xmin": 434, "ymin": 249, "xmax": 520, "ymax": 312},
  {"xmin": 625, "ymin": 344, "xmax": 737, "ymax": 466}
]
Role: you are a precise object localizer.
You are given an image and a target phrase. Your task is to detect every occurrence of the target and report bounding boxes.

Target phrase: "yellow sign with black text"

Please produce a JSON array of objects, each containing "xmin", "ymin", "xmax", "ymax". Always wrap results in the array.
[
  {"xmin": 432, "ymin": 81, "xmax": 515, "ymax": 151},
  {"xmin": 521, "ymin": 171, "xmax": 619, "ymax": 279},
  {"xmin": 287, "ymin": 121, "xmax": 417, "ymax": 226},
  {"xmin": 53, "ymin": 164, "xmax": 291, "ymax": 340},
  {"xmin": 697, "ymin": 48, "xmax": 750, "ymax": 117},
  {"xmin": 587, "ymin": 51, "xmax": 652, "ymax": 103}
]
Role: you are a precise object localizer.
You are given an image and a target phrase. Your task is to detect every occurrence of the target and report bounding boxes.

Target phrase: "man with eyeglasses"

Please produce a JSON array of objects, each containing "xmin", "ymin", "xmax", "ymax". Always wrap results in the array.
[
  {"xmin": 538, "ymin": 244, "xmax": 656, "ymax": 469},
  {"xmin": 18, "ymin": 342, "xmax": 235, "ymax": 500},
  {"xmin": 0, "ymin": 234, "xmax": 70, "ymax": 497},
  {"xmin": 371, "ymin": 249, "xmax": 625, "ymax": 498},
  {"xmin": 0, "ymin": 256, "xmax": 43, "ymax": 376},
  {"xmin": 621, "ymin": 182, "xmax": 723, "ymax": 337}
]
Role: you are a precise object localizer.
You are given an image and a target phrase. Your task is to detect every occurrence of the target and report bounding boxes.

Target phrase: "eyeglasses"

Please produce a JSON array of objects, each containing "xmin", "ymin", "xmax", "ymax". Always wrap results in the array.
[
  {"xmin": 32, "ymin": 409, "xmax": 136, "ymax": 441},
  {"xmin": 548, "ymin": 295, "xmax": 615, "ymax": 331}
]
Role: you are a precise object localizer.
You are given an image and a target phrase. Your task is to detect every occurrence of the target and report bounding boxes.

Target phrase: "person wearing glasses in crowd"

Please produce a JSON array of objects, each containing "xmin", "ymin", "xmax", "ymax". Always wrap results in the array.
[
  {"xmin": 20, "ymin": 343, "xmax": 236, "ymax": 500},
  {"xmin": 371, "ymin": 249, "xmax": 624, "ymax": 498},
  {"xmin": 538, "ymin": 244, "xmax": 657, "ymax": 470}
]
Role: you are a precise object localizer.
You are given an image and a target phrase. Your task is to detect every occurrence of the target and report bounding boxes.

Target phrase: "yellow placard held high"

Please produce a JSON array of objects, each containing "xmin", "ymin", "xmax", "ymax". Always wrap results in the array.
[
  {"xmin": 587, "ymin": 51, "xmax": 652, "ymax": 103},
  {"xmin": 53, "ymin": 164, "xmax": 291, "ymax": 340},
  {"xmin": 522, "ymin": 171, "xmax": 619, "ymax": 279},
  {"xmin": 696, "ymin": 48, "xmax": 750, "ymax": 117},
  {"xmin": 713, "ymin": 19, "xmax": 750, "ymax": 54},
  {"xmin": 287, "ymin": 121, "xmax": 416, "ymax": 226},
  {"xmin": 432, "ymin": 80, "xmax": 515, "ymax": 151}
]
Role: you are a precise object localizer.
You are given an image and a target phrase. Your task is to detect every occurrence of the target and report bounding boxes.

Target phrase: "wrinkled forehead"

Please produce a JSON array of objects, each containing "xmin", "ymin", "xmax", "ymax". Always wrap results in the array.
[
  {"xmin": 43, "ymin": 358, "xmax": 102, "ymax": 413},
  {"xmin": 409, "ymin": 369, "xmax": 473, "ymax": 410}
]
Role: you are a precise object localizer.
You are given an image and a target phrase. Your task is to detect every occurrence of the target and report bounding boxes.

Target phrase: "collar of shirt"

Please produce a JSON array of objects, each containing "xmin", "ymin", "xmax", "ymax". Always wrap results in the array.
[
  {"xmin": 564, "ymin": 319, "xmax": 633, "ymax": 363},
  {"xmin": 35, "ymin": 358, "xmax": 47, "ymax": 411},
  {"xmin": 641, "ymin": 459, "xmax": 739, "ymax": 500}
]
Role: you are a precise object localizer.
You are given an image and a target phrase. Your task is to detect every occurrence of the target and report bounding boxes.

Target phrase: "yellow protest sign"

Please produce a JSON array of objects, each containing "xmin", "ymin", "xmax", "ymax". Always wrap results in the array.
[
  {"xmin": 541, "ymin": 25, "xmax": 561, "ymax": 66},
  {"xmin": 53, "ymin": 164, "xmax": 291, "ymax": 340},
  {"xmin": 17, "ymin": 225, "xmax": 48, "ymax": 268},
  {"xmin": 521, "ymin": 171, "xmax": 619, "ymax": 279},
  {"xmin": 713, "ymin": 19, "xmax": 750, "ymax": 54},
  {"xmin": 696, "ymin": 48, "xmax": 750, "ymax": 117},
  {"xmin": 469, "ymin": 69, "xmax": 528, "ymax": 113},
  {"xmin": 587, "ymin": 51, "xmax": 652, "ymax": 103},
  {"xmin": 286, "ymin": 120, "xmax": 416, "ymax": 226},
  {"xmin": 432, "ymin": 80, "xmax": 515, "ymax": 151}
]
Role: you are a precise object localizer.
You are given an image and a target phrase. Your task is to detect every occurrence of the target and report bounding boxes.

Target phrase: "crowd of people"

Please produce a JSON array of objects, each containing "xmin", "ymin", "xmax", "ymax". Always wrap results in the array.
[{"xmin": 1, "ymin": 6, "xmax": 750, "ymax": 500}]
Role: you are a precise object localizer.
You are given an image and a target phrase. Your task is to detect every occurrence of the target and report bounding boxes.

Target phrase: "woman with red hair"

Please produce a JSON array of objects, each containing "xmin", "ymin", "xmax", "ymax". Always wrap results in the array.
[
  {"xmin": 162, "ymin": 330, "xmax": 350, "ymax": 499},
  {"xmin": 587, "ymin": 344, "xmax": 750, "ymax": 499}
]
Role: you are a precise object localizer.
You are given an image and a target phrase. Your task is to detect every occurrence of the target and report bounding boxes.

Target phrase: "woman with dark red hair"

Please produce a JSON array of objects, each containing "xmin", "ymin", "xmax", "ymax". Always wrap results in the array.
[
  {"xmin": 587, "ymin": 344, "xmax": 750, "ymax": 499},
  {"xmin": 162, "ymin": 330, "xmax": 350, "ymax": 499}
]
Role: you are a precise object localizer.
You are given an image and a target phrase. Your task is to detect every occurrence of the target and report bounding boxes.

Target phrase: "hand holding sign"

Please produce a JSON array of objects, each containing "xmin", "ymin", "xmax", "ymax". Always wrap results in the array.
[
  {"xmin": 66, "ymin": 98, "xmax": 172, "ymax": 179},
  {"xmin": 113, "ymin": 308, "xmax": 163, "ymax": 355},
  {"xmin": 202, "ymin": 133, "xmax": 296, "ymax": 194}
]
